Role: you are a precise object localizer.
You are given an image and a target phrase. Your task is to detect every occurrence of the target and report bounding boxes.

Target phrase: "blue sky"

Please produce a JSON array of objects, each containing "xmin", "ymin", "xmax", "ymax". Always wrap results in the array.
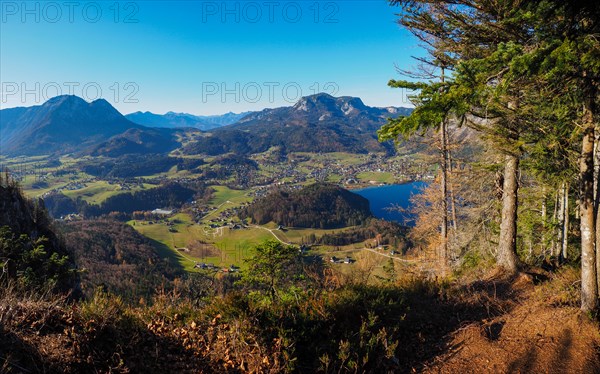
[{"xmin": 0, "ymin": 1, "xmax": 423, "ymax": 115}]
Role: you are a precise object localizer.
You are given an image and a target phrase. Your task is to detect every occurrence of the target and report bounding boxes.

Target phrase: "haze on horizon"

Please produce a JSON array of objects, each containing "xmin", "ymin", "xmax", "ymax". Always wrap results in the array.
[{"xmin": 0, "ymin": 1, "xmax": 423, "ymax": 115}]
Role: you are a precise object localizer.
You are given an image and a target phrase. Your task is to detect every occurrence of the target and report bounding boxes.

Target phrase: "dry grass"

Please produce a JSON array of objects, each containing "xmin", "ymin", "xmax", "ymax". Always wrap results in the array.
[
  {"xmin": 533, "ymin": 265, "xmax": 581, "ymax": 307},
  {"xmin": 1, "ymin": 266, "xmax": 600, "ymax": 373}
]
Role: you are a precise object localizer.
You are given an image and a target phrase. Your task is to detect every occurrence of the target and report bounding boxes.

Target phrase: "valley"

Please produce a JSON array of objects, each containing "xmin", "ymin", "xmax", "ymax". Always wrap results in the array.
[
  {"xmin": 0, "ymin": 94, "xmax": 429, "ymax": 277},
  {"xmin": 4, "ymin": 2, "xmax": 600, "ymax": 372},
  {"xmin": 1, "ymin": 150, "xmax": 430, "ymax": 273}
]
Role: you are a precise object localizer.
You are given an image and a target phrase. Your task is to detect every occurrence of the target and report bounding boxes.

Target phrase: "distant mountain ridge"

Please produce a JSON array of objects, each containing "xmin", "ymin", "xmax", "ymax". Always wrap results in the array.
[
  {"xmin": 125, "ymin": 110, "xmax": 252, "ymax": 130},
  {"xmin": 0, "ymin": 95, "xmax": 142, "ymax": 156},
  {"xmin": 0, "ymin": 94, "xmax": 412, "ymax": 157},
  {"xmin": 183, "ymin": 93, "xmax": 413, "ymax": 155},
  {"xmin": 88, "ymin": 127, "xmax": 181, "ymax": 157}
]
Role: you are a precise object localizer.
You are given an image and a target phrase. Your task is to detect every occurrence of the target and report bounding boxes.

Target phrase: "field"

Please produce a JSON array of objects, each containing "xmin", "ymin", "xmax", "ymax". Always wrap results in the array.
[
  {"xmin": 131, "ymin": 213, "xmax": 277, "ymax": 271},
  {"xmin": 356, "ymin": 171, "xmax": 396, "ymax": 184},
  {"xmin": 62, "ymin": 181, "xmax": 158, "ymax": 204},
  {"xmin": 129, "ymin": 204, "xmax": 404, "ymax": 274},
  {"xmin": 209, "ymin": 186, "xmax": 253, "ymax": 206}
]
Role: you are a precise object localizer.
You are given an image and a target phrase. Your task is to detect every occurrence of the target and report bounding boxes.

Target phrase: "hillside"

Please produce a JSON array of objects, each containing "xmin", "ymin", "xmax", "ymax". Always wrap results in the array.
[
  {"xmin": 182, "ymin": 93, "xmax": 413, "ymax": 155},
  {"xmin": 2, "ymin": 265, "xmax": 599, "ymax": 373},
  {"xmin": 2, "ymin": 174, "xmax": 600, "ymax": 374},
  {"xmin": 0, "ymin": 174, "xmax": 75, "ymax": 291},
  {"xmin": 0, "ymin": 95, "xmax": 142, "ymax": 156},
  {"xmin": 61, "ymin": 220, "xmax": 182, "ymax": 298},
  {"xmin": 240, "ymin": 183, "xmax": 373, "ymax": 228},
  {"xmin": 87, "ymin": 127, "xmax": 181, "ymax": 157}
]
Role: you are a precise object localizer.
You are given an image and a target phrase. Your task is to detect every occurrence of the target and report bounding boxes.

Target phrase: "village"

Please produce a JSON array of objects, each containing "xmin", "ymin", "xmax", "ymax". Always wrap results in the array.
[{"xmin": 4, "ymin": 150, "xmax": 433, "ymax": 204}]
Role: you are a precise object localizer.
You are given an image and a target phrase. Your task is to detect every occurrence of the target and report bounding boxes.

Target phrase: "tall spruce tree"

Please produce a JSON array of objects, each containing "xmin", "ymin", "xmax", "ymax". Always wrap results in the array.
[
  {"xmin": 529, "ymin": 1, "xmax": 600, "ymax": 311},
  {"xmin": 384, "ymin": 0, "xmax": 545, "ymax": 273},
  {"xmin": 387, "ymin": 0, "xmax": 600, "ymax": 310}
]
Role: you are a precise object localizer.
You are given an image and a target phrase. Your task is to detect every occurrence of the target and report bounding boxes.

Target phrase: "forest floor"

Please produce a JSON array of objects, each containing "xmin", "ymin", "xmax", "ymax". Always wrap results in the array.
[
  {"xmin": 415, "ymin": 267, "xmax": 600, "ymax": 373},
  {"xmin": 1, "ymin": 266, "xmax": 599, "ymax": 373}
]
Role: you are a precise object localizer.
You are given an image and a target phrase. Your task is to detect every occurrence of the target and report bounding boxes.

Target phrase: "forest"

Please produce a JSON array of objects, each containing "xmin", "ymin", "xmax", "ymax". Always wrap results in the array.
[
  {"xmin": 240, "ymin": 183, "xmax": 373, "ymax": 229},
  {"xmin": 313, "ymin": 218, "xmax": 408, "ymax": 248},
  {"xmin": 60, "ymin": 220, "xmax": 182, "ymax": 299},
  {"xmin": 376, "ymin": 0, "xmax": 600, "ymax": 312},
  {"xmin": 78, "ymin": 154, "xmax": 205, "ymax": 179}
]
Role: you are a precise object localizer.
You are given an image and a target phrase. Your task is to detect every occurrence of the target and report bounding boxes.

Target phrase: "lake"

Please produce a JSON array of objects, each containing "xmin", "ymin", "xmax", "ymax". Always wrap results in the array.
[{"xmin": 354, "ymin": 182, "xmax": 427, "ymax": 226}]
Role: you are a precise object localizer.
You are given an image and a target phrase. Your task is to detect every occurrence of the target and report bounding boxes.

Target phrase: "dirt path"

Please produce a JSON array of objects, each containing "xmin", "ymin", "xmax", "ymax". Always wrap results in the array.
[
  {"xmin": 173, "ymin": 247, "xmax": 197, "ymax": 265},
  {"xmin": 361, "ymin": 247, "xmax": 421, "ymax": 263},
  {"xmin": 248, "ymin": 225, "xmax": 293, "ymax": 245},
  {"xmin": 418, "ymin": 271, "xmax": 600, "ymax": 374},
  {"xmin": 424, "ymin": 303, "xmax": 600, "ymax": 373}
]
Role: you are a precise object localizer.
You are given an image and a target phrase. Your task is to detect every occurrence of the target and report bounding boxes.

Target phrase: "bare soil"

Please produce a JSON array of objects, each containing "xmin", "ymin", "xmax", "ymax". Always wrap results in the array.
[{"xmin": 419, "ymin": 270, "xmax": 600, "ymax": 374}]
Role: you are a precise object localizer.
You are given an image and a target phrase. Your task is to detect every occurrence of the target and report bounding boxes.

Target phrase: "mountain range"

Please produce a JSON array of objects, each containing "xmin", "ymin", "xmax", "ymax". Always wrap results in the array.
[
  {"xmin": 0, "ymin": 94, "xmax": 412, "ymax": 157},
  {"xmin": 0, "ymin": 96, "xmax": 141, "ymax": 156},
  {"xmin": 125, "ymin": 111, "xmax": 252, "ymax": 130},
  {"xmin": 183, "ymin": 93, "xmax": 412, "ymax": 155}
]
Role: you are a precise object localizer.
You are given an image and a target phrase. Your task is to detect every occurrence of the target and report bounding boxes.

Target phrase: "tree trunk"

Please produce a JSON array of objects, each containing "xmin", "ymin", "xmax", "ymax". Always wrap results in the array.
[
  {"xmin": 541, "ymin": 186, "xmax": 547, "ymax": 223},
  {"xmin": 580, "ymin": 117, "xmax": 597, "ymax": 312},
  {"xmin": 557, "ymin": 183, "xmax": 566, "ymax": 258},
  {"xmin": 552, "ymin": 191, "xmax": 559, "ymax": 224},
  {"xmin": 449, "ymin": 150, "xmax": 458, "ymax": 233},
  {"xmin": 551, "ymin": 190, "xmax": 559, "ymax": 256},
  {"xmin": 541, "ymin": 187, "xmax": 547, "ymax": 254},
  {"xmin": 497, "ymin": 153, "xmax": 520, "ymax": 273},
  {"xmin": 438, "ymin": 68, "xmax": 448, "ymax": 272},
  {"xmin": 594, "ymin": 122, "xmax": 600, "ymax": 294},
  {"xmin": 439, "ymin": 118, "xmax": 448, "ymax": 270},
  {"xmin": 595, "ymin": 137, "xmax": 599, "ymax": 204},
  {"xmin": 561, "ymin": 182, "xmax": 569, "ymax": 261}
]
